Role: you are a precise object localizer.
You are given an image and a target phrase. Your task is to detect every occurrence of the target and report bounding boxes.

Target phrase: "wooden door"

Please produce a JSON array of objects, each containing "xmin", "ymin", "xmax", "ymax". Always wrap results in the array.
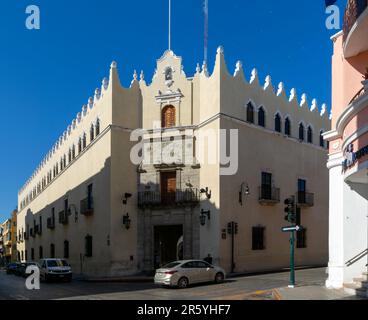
[
  {"xmin": 162, "ymin": 106, "xmax": 176, "ymax": 128},
  {"xmin": 161, "ymin": 171, "xmax": 176, "ymax": 204}
]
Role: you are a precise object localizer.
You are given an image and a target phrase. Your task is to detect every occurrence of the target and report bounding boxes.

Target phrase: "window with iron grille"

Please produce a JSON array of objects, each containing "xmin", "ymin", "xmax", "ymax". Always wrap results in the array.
[
  {"xmin": 64, "ymin": 240, "xmax": 69, "ymax": 259},
  {"xmin": 85, "ymin": 235, "xmax": 93, "ymax": 257},
  {"xmin": 50, "ymin": 243, "xmax": 55, "ymax": 258},
  {"xmin": 297, "ymin": 228, "xmax": 307, "ymax": 249},
  {"xmin": 252, "ymin": 226, "xmax": 265, "ymax": 250}
]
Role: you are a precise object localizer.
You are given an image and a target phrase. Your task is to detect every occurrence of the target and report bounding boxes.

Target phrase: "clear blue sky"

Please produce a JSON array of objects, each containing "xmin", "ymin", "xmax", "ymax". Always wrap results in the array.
[{"xmin": 0, "ymin": 0, "xmax": 343, "ymax": 221}]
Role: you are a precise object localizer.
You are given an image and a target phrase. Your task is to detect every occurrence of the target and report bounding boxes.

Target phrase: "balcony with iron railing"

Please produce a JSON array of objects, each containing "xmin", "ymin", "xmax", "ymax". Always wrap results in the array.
[
  {"xmin": 47, "ymin": 217, "xmax": 55, "ymax": 229},
  {"xmin": 80, "ymin": 197, "xmax": 94, "ymax": 216},
  {"xmin": 343, "ymin": 0, "xmax": 368, "ymax": 57},
  {"xmin": 138, "ymin": 189, "xmax": 200, "ymax": 209},
  {"xmin": 258, "ymin": 185, "xmax": 280, "ymax": 205},
  {"xmin": 296, "ymin": 191, "xmax": 314, "ymax": 208},
  {"xmin": 59, "ymin": 211, "xmax": 69, "ymax": 225}
]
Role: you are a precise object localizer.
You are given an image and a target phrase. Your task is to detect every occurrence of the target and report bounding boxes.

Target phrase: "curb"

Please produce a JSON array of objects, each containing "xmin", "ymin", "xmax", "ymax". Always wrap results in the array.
[{"xmin": 79, "ymin": 277, "xmax": 154, "ymax": 283}]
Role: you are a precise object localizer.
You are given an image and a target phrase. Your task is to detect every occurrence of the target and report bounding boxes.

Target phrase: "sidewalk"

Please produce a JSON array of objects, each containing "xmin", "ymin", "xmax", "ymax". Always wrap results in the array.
[{"xmin": 276, "ymin": 285, "xmax": 363, "ymax": 300}]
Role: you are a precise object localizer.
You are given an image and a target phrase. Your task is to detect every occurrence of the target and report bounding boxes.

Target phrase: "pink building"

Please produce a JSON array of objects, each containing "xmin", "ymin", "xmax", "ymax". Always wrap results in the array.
[{"xmin": 324, "ymin": 0, "xmax": 368, "ymax": 294}]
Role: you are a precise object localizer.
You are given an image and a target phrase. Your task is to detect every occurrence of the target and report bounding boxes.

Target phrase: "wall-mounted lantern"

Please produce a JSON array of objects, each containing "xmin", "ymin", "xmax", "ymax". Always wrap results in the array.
[
  {"xmin": 122, "ymin": 213, "xmax": 131, "ymax": 230},
  {"xmin": 122, "ymin": 193, "xmax": 133, "ymax": 205},
  {"xmin": 239, "ymin": 182, "xmax": 250, "ymax": 206},
  {"xmin": 200, "ymin": 209, "xmax": 211, "ymax": 226},
  {"xmin": 200, "ymin": 187, "xmax": 212, "ymax": 200}
]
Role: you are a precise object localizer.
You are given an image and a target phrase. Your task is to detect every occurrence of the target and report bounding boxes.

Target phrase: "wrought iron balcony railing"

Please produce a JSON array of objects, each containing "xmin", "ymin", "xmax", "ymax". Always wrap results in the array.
[
  {"xmin": 138, "ymin": 189, "xmax": 200, "ymax": 209},
  {"xmin": 258, "ymin": 185, "xmax": 280, "ymax": 205},
  {"xmin": 349, "ymin": 85, "xmax": 367, "ymax": 105},
  {"xmin": 80, "ymin": 197, "xmax": 94, "ymax": 216},
  {"xmin": 47, "ymin": 217, "xmax": 55, "ymax": 229},
  {"xmin": 343, "ymin": 0, "xmax": 368, "ymax": 43},
  {"xmin": 59, "ymin": 210, "xmax": 68, "ymax": 225},
  {"xmin": 297, "ymin": 191, "xmax": 314, "ymax": 207}
]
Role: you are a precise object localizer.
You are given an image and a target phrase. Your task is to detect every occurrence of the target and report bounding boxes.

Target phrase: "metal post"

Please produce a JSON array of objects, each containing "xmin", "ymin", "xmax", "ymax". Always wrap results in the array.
[
  {"xmin": 231, "ymin": 222, "xmax": 235, "ymax": 273},
  {"xmin": 289, "ymin": 230, "xmax": 295, "ymax": 288}
]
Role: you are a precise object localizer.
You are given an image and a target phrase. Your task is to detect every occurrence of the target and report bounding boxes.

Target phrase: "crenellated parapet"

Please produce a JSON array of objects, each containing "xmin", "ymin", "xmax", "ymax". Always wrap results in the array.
[
  {"xmin": 18, "ymin": 61, "xmax": 120, "ymax": 202},
  {"xmin": 190, "ymin": 46, "xmax": 331, "ymax": 137}
]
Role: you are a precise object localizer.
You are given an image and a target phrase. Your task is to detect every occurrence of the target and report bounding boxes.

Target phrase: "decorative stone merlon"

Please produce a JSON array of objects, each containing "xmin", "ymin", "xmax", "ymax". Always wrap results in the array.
[
  {"xmin": 300, "ymin": 93, "xmax": 308, "ymax": 108},
  {"xmin": 264, "ymin": 75, "xmax": 273, "ymax": 91},
  {"xmin": 277, "ymin": 82, "xmax": 285, "ymax": 96},
  {"xmin": 250, "ymin": 68, "xmax": 258, "ymax": 84},
  {"xmin": 102, "ymin": 77, "xmax": 109, "ymax": 90},
  {"xmin": 234, "ymin": 61, "xmax": 243, "ymax": 77},
  {"xmin": 320, "ymin": 103, "xmax": 327, "ymax": 116},
  {"xmin": 289, "ymin": 88, "xmax": 297, "ymax": 102},
  {"xmin": 310, "ymin": 99, "xmax": 318, "ymax": 112},
  {"xmin": 88, "ymin": 97, "xmax": 94, "ymax": 110},
  {"xmin": 94, "ymin": 88, "xmax": 101, "ymax": 100}
]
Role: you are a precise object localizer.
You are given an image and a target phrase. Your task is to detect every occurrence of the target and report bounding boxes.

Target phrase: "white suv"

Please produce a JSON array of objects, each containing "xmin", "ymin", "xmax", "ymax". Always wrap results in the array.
[{"xmin": 39, "ymin": 259, "xmax": 72, "ymax": 282}]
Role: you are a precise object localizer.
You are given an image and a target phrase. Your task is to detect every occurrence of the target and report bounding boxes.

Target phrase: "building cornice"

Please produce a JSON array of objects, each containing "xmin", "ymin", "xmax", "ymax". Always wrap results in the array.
[{"xmin": 324, "ymin": 91, "xmax": 368, "ymax": 141}]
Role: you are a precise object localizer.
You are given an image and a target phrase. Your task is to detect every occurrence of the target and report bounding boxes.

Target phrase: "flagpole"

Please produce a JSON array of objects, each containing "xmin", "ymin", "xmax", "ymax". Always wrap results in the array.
[
  {"xmin": 169, "ymin": 0, "xmax": 171, "ymax": 51},
  {"xmin": 204, "ymin": 0, "xmax": 208, "ymax": 63}
]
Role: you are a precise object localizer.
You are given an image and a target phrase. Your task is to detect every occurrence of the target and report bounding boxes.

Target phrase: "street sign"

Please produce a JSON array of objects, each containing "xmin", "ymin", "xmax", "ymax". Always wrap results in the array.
[{"xmin": 282, "ymin": 225, "xmax": 303, "ymax": 233}]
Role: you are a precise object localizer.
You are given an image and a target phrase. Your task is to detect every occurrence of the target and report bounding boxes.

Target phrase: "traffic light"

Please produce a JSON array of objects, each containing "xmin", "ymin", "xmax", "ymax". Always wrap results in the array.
[
  {"xmin": 234, "ymin": 223, "xmax": 239, "ymax": 235},
  {"xmin": 284, "ymin": 196, "xmax": 296, "ymax": 223},
  {"xmin": 227, "ymin": 222, "xmax": 233, "ymax": 235}
]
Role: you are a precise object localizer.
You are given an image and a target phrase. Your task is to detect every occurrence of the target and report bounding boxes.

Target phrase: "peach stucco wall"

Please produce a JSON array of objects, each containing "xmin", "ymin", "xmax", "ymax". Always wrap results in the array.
[{"xmin": 331, "ymin": 35, "xmax": 368, "ymax": 128}]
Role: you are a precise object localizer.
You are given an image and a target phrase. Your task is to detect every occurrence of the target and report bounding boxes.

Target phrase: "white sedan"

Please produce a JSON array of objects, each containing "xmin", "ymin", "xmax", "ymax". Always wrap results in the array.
[{"xmin": 154, "ymin": 260, "xmax": 226, "ymax": 288}]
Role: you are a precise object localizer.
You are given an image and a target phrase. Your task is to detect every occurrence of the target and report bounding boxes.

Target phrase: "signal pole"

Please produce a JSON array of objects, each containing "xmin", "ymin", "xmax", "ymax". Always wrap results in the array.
[
  {"xmin": 283, "ymin": 196, "xmax": 297, "ymax": 288},
  {"xmin": 289, "ymin": 227, "xmax": 296, "ymax": 288}
]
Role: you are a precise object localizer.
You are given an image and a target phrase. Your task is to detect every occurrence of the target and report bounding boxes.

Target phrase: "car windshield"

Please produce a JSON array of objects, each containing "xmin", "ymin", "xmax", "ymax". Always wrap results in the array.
[
  {"xmin": 162, "ymin": 262, "xmax": 181, "ymax": 269},
  {"xmin": 47, "ymin": 260, "xmax": 69, "ymax": 267}
]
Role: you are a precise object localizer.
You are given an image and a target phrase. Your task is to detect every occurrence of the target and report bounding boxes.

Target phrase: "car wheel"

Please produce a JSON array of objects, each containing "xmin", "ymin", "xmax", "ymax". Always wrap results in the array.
[
  {"xmin": 215, "ymin": 272, "xmax": 224, "ymax": 284},
  {"xmin": 177, "ymin": 277, "xmax": 189, "ymax": 289}
]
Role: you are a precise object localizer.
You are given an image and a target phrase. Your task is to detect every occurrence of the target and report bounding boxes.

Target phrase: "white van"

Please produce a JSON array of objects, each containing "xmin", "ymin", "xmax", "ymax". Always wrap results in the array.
[{"xmin": 39, "ymin": 259, "xmax": 72, "ymax": 282}]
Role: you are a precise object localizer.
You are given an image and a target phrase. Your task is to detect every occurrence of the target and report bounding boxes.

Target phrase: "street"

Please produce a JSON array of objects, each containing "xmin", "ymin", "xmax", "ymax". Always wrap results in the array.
[{"xmin": 0, "ymin": 268, "xmax": 357, "ymax": 300}]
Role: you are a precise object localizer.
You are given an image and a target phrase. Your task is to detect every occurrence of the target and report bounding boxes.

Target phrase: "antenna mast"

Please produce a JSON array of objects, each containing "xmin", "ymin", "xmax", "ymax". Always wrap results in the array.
[{"xmin": 204, "ymin": 0, "xmax": 208, "ymax": 63}]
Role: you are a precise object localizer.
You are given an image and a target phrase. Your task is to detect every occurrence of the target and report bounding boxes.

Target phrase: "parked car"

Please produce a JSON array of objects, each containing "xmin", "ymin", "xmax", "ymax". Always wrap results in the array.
[
  {"xmin": 16, "ymin": 262, "xmax": 39, "ymax": 278},
  {"xmin": 154, "ymin": 260, "xmax": 226, "ymax": 289},
  {"xmin": 39, "ymin": 259, "xmax": 72, "ymax": 282},
  {"xmin": 6, "ymin": 263, "xmax": 19, "ymax": 275}
]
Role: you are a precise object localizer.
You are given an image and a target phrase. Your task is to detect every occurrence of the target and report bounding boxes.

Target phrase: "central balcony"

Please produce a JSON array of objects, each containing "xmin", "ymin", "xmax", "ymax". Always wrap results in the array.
[
  {"xmin": 343, "ymin": 0, "xmax": 368, "ymax": 57},
  {"xmin": 296, "ymin": 191, "xmax": 314, "ymax": 208},
  {"xmin": 80, "ymin": 197, "xmax": 94, "ymax": 216},
  {"xmin": 258, "ymin": 185, "xmax": 280, "ymax": 205},
  {"xmin": 138, "ymin": 189, "xmax": 200, "ymax": 209}
]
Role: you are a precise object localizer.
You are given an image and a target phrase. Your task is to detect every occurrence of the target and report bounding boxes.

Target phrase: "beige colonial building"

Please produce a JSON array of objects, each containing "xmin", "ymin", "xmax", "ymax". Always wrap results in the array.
[
  {"xmin": 17, "ymin": 48, "xmax": 330, "ymax": 278},
  {"xmin": 1, "ymin": 210, "xmax": 17, "ymax": 264}
]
